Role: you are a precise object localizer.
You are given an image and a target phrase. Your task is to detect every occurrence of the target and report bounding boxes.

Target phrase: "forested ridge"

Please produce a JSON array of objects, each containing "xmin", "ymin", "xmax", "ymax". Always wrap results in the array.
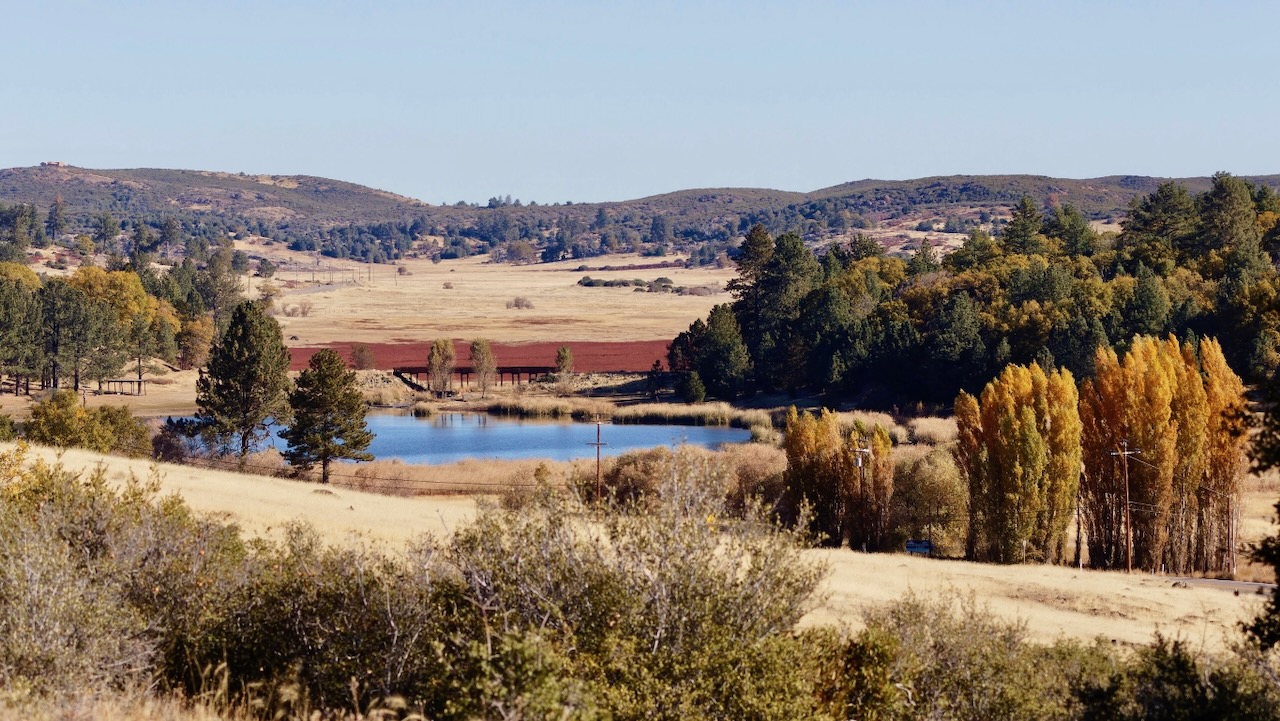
[
  {"xmin": 5, "ymin": 163, "xmax": 1280, "ymax": 265},
  {"xmin": 672, "ymin": 172, "xmax": 1280, "ymax": 405}
]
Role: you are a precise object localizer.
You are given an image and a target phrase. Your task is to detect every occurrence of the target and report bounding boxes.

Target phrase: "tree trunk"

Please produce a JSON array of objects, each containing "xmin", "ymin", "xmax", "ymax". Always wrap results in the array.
[{"xmin": 321, "ymin": 457, "xmax": 330, "ymax": 484}]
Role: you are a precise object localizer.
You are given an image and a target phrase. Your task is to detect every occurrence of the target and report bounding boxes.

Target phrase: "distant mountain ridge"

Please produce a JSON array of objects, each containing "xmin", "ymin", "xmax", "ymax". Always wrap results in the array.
[
  {"xmin": 0, "ymin": 165, "xmax": 427, "ymax": 227},
  {"xmin": 4, "ymin": 164, "xmax": 1279, "ymax": 261}
]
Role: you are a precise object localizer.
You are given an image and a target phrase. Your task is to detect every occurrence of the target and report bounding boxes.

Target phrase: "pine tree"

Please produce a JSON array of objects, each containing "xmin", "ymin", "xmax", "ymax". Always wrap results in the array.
[
  {"xmin": 1043, "ymin": 203, "xmax": 1098, "ymax": 256},
  {"xmin": 1115, "ymin": 182, "xmax": 1196, "ymax": 274},
  {"xmin": 1002, "ymin": 196, "xmax": 1045, "ymax": 255},
  {"xmin": 469, "ymin": 338, "xmax": 497, "ymax": 398},
  {"xmin": 195, "ymin": 300, "xmax": 291, "ymax": 464},
  {"xmin": 907, "ymin": 238, "xmax": 940, "ymax": 276},
  {"xmin": 727, "ymin": 224, "xmax": 775, "ymax": 364},
  {"xmin": 45, "ymin": 195, "xmax": 67, "ymax": 240},
  {"xmin": 698, "ymin": 304, "xmax": 749, "ymax": 398},
  {"xmin": 555, "ymin": 345, "xmax": 574, "ymax": 375},
  {"xmin": 92, "ymin": 212, "xmax": 119, "ymax": 253},
  {"xmin": 280, "ymin": 348, "xmax": 374, "ymax": 483}
]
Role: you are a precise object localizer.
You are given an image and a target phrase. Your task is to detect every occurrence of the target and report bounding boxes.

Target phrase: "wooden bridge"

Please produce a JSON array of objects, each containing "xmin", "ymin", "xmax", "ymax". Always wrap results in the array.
[{"xmin": 393, "ymin": 365, "xmax": 557, "ymax": 392}]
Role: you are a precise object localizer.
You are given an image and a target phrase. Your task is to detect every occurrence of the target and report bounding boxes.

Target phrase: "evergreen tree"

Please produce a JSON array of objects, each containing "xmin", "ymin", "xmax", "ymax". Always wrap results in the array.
[
  {"xmin": 1002, "ymin": 196, "xmax": 1045, "ymax": 255},
  {"xmin": 906, "ymin": 238, "xmax": 940, "ymax": 276},
  {"xmin": 45, "ymin": 195, "xmax": 67, "ymax": 240},
  {"xmin": 1126, "ymin": 264, "xmax": 1171, "ymax": 338},
  {"xmin": 697, "ymin": 304, "xmax": 749, "ymax": 398},
  {"xmin": 199, "ymin": 247, "xmax": 244, "ymax": 326},
  {"xmin": 1197, "ymin": 172, "xmax": 1261, "ymax": 259},
  {"xmin": 555, "ymin": 345, "xmax": 573, "ymax": 375},
  {"xmin": 195, "ymin": 300, "xmax": 291, "ymax": 464},
  {"xmin": 944, "ymin": 228, "xmax": 1000, "ymax": 272},
  {"xmin": 1118, "ymin": 181, "xmax": 1196, "ymax": 274},
  {"xmin": 727, "ymin": 224, "xmax": 775, "ymax": 364},
  {"xmin": 754, "ymin": 233, "xmax": 820, "ymax": 390},
  {"xmin": 1043, "ymin": 203, "xmax": 1097, "ymax": 256},
  {"xmin": 680, "ymin": 371, "xmax": 706, "ymax": 403},
  {"xmin": 925, "ymin": 292, "xmax": 987, "ymax": 399},
  {"xmin": 92, "ymin": 212, "xmax": 120, "ymax": 253},
  {"xmin": 159, "ymin": 217, "xmax": 183, "ymax": 258},
  {"xmin": 280, "ymin": 348, "xmax": 374, "ymax": 483},
  {"xmin": 846, "ymin": 233, "xmax": 884, "ymax": 261}
]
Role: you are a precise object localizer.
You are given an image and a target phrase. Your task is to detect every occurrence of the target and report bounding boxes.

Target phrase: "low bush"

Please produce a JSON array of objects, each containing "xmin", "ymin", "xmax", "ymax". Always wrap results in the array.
[{"xmin": 25, "ymin": 390, "xmax": 151, "ymax": 457}]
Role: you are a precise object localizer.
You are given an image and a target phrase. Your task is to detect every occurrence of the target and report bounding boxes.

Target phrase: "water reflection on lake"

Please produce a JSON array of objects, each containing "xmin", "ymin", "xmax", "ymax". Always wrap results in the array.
[{"xmin": 362, "ymin": 412, "xmax": 751, "ymax": 465}]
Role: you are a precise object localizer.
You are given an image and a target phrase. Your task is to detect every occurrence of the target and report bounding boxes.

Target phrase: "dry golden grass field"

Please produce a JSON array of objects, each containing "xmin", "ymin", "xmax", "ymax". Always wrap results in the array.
[
  {"xmin": 250, "ymin": 244, "xmax": 737, "ymax": 346},
  {"xmin": 14, "ymin": 441, "xmax": 1277, "ymax": 653}
]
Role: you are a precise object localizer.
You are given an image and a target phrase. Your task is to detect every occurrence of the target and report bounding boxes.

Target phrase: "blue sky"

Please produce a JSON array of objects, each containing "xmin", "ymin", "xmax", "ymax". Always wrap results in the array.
[{"xmin": 3, "ymin": 1, "xmax": 1277, "ymax": 203}]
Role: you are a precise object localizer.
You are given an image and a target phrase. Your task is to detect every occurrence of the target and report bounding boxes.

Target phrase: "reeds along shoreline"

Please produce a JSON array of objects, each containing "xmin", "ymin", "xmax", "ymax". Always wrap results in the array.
[{"xmin": 484, "ymin": 398, "xmax": 775, "ymax": 429}]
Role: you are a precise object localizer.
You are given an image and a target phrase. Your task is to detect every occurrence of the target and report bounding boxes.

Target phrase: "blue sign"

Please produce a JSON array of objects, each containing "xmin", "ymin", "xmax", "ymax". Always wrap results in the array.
[{"xmin": 905, "ymin": 540, "xmax": 932, "ymax": 555}]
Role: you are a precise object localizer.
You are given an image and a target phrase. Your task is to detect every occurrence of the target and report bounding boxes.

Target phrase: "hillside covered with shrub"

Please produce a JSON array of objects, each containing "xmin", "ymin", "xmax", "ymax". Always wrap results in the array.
[{"xmin": 4, "ymin": 164, "xmax": 1280, "ymax": 265}]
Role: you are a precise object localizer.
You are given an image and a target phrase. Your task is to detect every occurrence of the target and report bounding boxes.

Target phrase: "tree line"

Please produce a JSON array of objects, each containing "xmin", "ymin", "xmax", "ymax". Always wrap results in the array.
[
  {"xmin": 779, "ymin": 334, "xmax": 1248, "ymax": 575},
  {"xmin": 672, "ymin": 172, "xmax": 1280, "ymax": 405}
]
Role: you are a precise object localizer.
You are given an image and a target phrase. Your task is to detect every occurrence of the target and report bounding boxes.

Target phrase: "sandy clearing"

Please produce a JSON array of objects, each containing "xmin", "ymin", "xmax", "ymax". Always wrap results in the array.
[
  {"xmin": 803, "ymin": 548, "xmax": 1267, "ymax": 650},
  {"xmin": 13, "ymin": 441, "xmax": 1276, "ymax": 651}
]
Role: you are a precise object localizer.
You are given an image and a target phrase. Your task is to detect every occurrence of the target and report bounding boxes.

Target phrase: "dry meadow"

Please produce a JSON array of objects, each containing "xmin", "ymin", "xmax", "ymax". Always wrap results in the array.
[{"xmin": 16, "ymin": 440, "xmax": 1277, "ymax": 653}]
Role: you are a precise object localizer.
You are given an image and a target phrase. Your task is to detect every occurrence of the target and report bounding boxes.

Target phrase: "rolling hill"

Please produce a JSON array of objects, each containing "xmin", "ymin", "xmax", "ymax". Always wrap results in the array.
[{"xmin": 4, "ymin": 164, "xmax": 1279, "ymax": 262}]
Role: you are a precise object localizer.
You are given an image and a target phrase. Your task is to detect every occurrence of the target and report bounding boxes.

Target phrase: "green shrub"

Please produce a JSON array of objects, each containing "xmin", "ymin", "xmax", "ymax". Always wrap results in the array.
[
  {"xmin": 24, "ymin": 390, "xmax": 151, "ymax": 457},
  {"xmin": 446, "ymin": 457, "xmax": 826, "ymax": 720},
  {"xmin": 0, "ymin": 414, "xmax": 14, "ymax": 442},
  {"xmin": 680, "ymin": 371, "xmax": 706, "ymax": 403},
  {"xmin": 581, "ymin": 446, "xmax": 673, "ymax": 506}
]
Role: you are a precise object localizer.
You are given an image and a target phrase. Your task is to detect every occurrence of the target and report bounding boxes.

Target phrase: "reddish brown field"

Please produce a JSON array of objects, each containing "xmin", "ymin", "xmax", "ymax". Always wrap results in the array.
[{"xmin": 289, "ymin": 339, "xmax": 669, "ymax": 373}]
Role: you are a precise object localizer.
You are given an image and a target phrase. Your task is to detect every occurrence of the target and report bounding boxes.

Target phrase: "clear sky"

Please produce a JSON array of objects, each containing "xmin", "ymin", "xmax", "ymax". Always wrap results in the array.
[{"xmin": 3, "ymin": 1, "xmax": 1278, "ymax": 204}]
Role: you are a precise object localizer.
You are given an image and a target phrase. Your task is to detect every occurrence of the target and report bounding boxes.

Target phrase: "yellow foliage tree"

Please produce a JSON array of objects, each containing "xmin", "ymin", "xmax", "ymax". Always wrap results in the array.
[
  {"xmin": 784, "ymin": 408, "xmax": 896, "ymax": 550},
  {"xmin": 1199, "ymin": 338, "xmax": 1249, "ymax": 574},
  {"xmin": 954, "ymin": 362, "xmax": 1080, "ymax": 563},
  {"xmin": 1080, "ymin": 335, "xmax": 1246, "ymax": 574},
  {"xmin": 783, "ymin": 407, "xmax": 847, "ymax": 547}
]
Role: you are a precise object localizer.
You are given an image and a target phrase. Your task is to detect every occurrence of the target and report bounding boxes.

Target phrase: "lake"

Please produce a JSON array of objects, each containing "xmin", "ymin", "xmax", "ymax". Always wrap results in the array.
[{"xmin": 353, "ymin": 412, "xmax": 751, "ymax": 465}]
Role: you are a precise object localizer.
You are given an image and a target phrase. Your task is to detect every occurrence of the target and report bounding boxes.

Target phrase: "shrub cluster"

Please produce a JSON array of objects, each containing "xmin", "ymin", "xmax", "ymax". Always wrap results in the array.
[{"xmin": 3, "ymin": 441, "xmax": 1277, "ymax": 720}]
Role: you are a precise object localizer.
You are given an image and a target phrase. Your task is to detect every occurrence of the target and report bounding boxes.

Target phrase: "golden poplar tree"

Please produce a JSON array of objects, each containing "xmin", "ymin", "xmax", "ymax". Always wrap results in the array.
[
  {"xmin": 1199, "ymin": 338, "xmax": 1248, "ymax": 573},
  {"xmin": 1035, "ymin": 364, "xmax": 1082, "ymax": 563},
  {"xmin": 855, "ymin": 423, "xmax": 895, "ymax": 551},
  {"xmin": 1080, "ymin": 335, "xmax": 1245, "ymax": 573},
  {"xmin": 953, "ymin": 362, "xmax": 1080, "ymax": 563},
  {"xmin": 1079, "ymin": 346, "xmax": 1129, "ymax": 569},
  {"xmin": 783, "ymin": 407, "xmax": 848, "ymax": 546},
  {"xmin": 1165, "ymin": 337, "xmax": 1207, "ymax": 574},
  {"xmin": 1081, "ymin": 337, "xmax": 1177, "ymax": 572},
  {"xmin": 954, "ymin": 391, "xmax": 986, "ymax": 560}
]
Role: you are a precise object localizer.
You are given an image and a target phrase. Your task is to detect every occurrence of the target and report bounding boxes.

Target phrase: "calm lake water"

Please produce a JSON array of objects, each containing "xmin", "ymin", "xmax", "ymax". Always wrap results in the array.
[{"xmin": 355, "ymin": 412, "xmax": 751, "ymax": 465}]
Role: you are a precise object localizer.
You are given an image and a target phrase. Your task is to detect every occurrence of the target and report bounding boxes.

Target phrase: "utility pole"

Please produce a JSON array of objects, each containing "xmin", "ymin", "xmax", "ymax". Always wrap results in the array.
[
  {"xmin": 587, "ymin": 417, "xmax": 608, "ymax": 503},
  {"xmin": 1111, "ymin": 440, "xmax": 1140, "ymax": 573},
  {"xmin": 852, "ymin": 435, "xmax": 873, "ymax": 552},
  {"xmin": 1076, "ymin": 477, "xmax": 1084, "ymax": 570}
]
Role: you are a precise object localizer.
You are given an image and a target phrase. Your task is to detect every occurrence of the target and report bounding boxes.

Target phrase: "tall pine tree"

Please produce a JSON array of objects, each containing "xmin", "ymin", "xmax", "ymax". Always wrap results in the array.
[
  {"xmin": 281, "ymin": 348, "xmax": 373, "ymax": 483},
  {"xmin": 196, "ymin": 300, "xmax": 291, "ymax": 464}
]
